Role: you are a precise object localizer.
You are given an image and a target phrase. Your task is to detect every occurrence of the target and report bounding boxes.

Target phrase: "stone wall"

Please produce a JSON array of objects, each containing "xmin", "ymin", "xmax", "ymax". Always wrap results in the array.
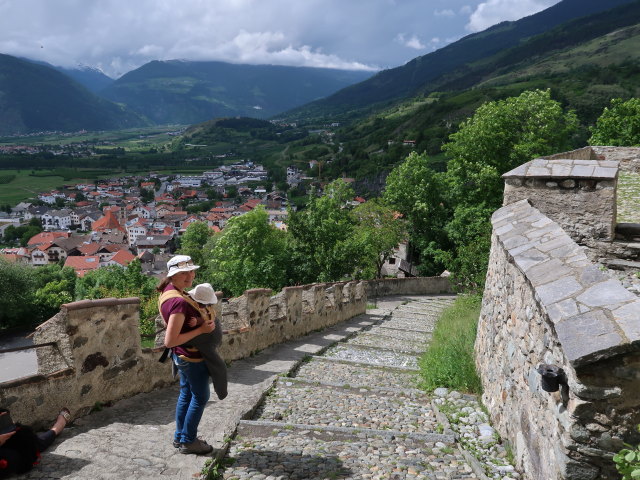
[
  {"xmin": 502, "ymin": 158, "xmax": 618, "ymax": 242},
  {"xmin": 477, "ymin": 200, "xmax": 640, "ymax": 480},
  {"xmin": 365, "ymin": 276, "xmax": 452, "ymax": 297},
  {"xmin": 2, "ymin": 276, "xmax": 448, "ymax": 429}
]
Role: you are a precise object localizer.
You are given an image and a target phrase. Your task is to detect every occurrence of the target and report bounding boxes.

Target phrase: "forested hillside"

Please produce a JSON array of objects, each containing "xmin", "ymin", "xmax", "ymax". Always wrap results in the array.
[
  {"xmin": 0, "ymin": 54, "xmax": 147, "ymax": 135},
  {"xmin": 284, "ymin": 0, "xmax": 638, "ymax": 122}
]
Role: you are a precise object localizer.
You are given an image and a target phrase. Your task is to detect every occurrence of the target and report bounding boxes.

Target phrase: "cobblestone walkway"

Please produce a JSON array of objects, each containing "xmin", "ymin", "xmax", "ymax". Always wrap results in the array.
[
  {"xmin": 221, "ymin": 295, "xmax": 489, "ymax": 480},
  {"xmin": 18, "ymin": 294, "xmax": 506, "ymax": 480}
]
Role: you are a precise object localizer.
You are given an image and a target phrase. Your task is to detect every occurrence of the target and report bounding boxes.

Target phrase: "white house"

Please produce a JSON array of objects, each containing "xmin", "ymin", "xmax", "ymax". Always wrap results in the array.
[{"xmin": 41, "ymin": 209, "xmax": 72, "ymax": 231}]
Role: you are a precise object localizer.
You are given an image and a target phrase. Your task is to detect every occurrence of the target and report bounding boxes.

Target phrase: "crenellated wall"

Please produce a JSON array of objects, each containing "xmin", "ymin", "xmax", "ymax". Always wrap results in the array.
[
  {"xmin": 479, "ymin": 145, "xmax": 640, "ymax": 480},
  {"xmin": 1, "ymin": 277, "xmax": 448, "ymax": 429}
]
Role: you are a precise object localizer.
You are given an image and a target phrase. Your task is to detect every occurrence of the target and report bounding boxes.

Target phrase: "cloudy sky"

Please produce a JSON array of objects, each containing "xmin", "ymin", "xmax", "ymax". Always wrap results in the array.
[{"xmin": 0, "ymin": 0, "xmax": 560, "ymax": 78}]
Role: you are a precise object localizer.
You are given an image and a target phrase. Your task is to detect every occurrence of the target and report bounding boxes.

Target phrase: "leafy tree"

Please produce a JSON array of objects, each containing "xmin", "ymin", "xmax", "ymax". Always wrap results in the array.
[
  {"xmin": 383, "ymin": 152, "xmax": 451, "ymax": 275},
  {"xmin": 179, "ymin": 221, "xmax": 213, "ymax": 273},
  {"xmin": 0, "ymin": 259, "xmax": 37, "ymax": 329},
  {"xmin": 438, "ymin": 89, "xmax": 578, "ymax": 289},
  {"xmin": 288, "ymin": 179, "xmax": 364, "ymax": 284},
  {"xmin": 352, "ymin": 199, "xmax": 407, "ymax": 278},
  {"xmin": 589, "ymin": 98, "xmax": 640, "ymax": 146},
  {"xmin": 207, "ymin": 206, "xmax": 288, "ymax": 297},
  {"xmin": 75, "ymin": 259, "xmax": 158, "ymax": 335},
  {"xmin": 443, "ymin": 89, "xmax": 578, "ymax": 208}
]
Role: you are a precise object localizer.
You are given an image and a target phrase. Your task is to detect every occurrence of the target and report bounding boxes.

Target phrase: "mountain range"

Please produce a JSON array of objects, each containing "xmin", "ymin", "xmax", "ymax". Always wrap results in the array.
[
  {"xmin": 1, "ymin": 0, "xmax": 639, "ymax": 139},
  {"xmin": 0, "ymin": 57, "xmax": 371, "ymax": 135},
  {"xmin": 99, "ymin": 61, "xmax": 373, "ymax": 125}
]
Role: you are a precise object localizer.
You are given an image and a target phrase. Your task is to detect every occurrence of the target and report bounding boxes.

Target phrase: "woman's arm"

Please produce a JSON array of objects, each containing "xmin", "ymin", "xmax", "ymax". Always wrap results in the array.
[{"xmin": 164, "ymin": 312, "xmax": 215, "ymax": 348}]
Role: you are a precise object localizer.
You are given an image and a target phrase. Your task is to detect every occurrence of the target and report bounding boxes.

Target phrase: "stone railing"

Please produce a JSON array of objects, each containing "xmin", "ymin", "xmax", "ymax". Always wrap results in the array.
[
  {"xmin": 0, "ymin": 276, "xmax": 450, "ymax": 429},
  {"xmin": 477, "ymin": 199, "xmax": 640, "ymax": 480},
  {"xmin": 0, "ymin": 280, "xmax": 365, "ymax": 429}
]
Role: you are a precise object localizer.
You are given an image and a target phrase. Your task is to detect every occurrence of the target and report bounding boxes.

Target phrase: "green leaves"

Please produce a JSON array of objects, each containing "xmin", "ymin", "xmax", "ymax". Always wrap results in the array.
[
  {"xmin": 589, "ymin": 98, "xmax": 640, "ymax": 146},
  {"xmin": 614, "ymin": 439, "xmax": 640, "ymax": 480},
  {"xmin": 207, "ymin": 206, "xmax": 289, "ymax": 297}
]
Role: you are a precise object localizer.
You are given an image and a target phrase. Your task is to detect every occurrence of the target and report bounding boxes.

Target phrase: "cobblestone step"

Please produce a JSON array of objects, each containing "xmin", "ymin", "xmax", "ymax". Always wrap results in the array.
[
  {"xmin": 293, "ymin": 356, "xmax": 419, "ymax": 389},
  {"xmin": 381, "ymin": 317, "xmax": 437, "ymax": 333},
  {"xmin": 366, "ymin": 326, "xmax": 433, "ymax": 342},
  {"xmin": 254, "ymin": 379, "xmax": 439, "ymax": 434},
  {"xmin": 345, "ymin": 332, "xmax": 427, "ymax": 353},
  {"xmin": 225, "ymin": 422, "xmax": 477, "ymax": 480},
  {"xmin": 323, "ymin": 343, "xmax": 419, "ymax": 369}
]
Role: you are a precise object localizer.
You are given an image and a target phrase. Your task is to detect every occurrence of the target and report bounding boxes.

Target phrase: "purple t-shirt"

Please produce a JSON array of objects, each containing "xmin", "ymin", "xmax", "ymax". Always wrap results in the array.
[{"xmin": 160, "ymin": 284, "xmax": 203, "ymax": 358}]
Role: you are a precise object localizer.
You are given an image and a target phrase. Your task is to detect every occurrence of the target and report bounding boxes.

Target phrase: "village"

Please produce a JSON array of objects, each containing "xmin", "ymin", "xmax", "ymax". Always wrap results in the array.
[{"xmin": 0, "ymin": 160, "xmax": 309, "ymax": 277}]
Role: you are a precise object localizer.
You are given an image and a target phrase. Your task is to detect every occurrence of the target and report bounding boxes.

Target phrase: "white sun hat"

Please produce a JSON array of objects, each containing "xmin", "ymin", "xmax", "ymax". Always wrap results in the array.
[
  {"xmin": 187, "ymin": 283, "xmax": 218, "ymax": 304},
  {"xmin": 166, "ymin": 255, "xmax": 200, "ymax": 277}
]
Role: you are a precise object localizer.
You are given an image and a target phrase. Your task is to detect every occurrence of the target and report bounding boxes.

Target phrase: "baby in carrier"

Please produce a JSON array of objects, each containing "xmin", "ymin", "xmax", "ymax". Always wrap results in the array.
[{"xmin": 180, "ymin": 283, "xmax": 228, "ymax": 400}]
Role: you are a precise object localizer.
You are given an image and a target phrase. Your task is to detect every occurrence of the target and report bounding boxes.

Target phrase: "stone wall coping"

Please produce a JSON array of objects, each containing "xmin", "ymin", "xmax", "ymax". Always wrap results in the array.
[
  {"xmin": 0, "ymin": 367, "xmax": 74, "ymax": 388},
  {"xmin": 492, "ymin": 199, "xmax": 640, "ymax": 367},
  {"xmin": 61, "ymin": 297, "xmax": 140, "ymax": 311},
  {"xmin": 242, "ymin": 288, "xmax": 273, "ymax": 296},
  {"xmin": 502, "ymin": 158, "xmax": 619, "ymax": 179}
]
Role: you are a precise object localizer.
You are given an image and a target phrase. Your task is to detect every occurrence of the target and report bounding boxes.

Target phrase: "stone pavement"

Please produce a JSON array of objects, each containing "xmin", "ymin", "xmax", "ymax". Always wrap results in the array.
[{"xmin": 17, "ymin": 294, "xmax": 491, "ymax": 480}]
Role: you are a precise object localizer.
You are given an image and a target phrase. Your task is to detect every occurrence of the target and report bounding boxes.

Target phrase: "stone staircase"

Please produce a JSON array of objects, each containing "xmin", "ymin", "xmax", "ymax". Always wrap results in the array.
[{"xmin": 220, "ymin": 295, "xmax": 487, "ymax": 479}]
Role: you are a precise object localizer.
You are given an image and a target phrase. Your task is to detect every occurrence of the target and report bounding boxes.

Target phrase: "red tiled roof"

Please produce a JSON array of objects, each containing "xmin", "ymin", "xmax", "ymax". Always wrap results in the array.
[
  {"xmin": 92, "ymin": 210, "xmax": 125, "ymax": 233},
  {"xmin": 27, "ymin": 231, "xmax": 70, "ymax": 246},
  {"xmin": 110, "ymin": 249, "xmax": 135, "ymax": 266},
  {"xmin": 64, "ymin": 255, "xmax": 100, "ymax": 277},
  {"xmin": 78, "ymin": 243, "xmax": 101, "ymax": 255}
]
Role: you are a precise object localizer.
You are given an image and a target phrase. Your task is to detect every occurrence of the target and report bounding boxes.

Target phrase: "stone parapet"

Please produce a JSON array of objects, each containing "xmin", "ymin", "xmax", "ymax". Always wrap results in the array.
[
  {"xmin": 477, "ymin": 199, "xmax": 640, "ymax": 480},
  {"xmin": 365, "ymin": 276, "xmax": 452, "ymax": 297},
  {"xmin": 1, "ymin": 280, "xmax": 367, "ymax": 430},
  {"xmin": 502, "ymin": 158, "xmax": 618, "ymax": 242}
]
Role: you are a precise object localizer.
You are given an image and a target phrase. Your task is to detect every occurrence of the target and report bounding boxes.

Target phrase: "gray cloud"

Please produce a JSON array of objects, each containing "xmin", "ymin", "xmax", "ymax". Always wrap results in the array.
[
  {"xmin": 0, "ymin": 0, "xmax": 560, "ymax": 77},
  {"xmin": 466, "ymin": 0, "xmax": 560, "ymax": 32}
]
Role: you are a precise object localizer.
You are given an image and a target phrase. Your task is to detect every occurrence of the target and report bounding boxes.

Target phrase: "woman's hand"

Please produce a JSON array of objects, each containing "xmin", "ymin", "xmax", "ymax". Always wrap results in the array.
[{"xmin": 0, "ymin": 431, "xmax": 15, "ymax": 446}]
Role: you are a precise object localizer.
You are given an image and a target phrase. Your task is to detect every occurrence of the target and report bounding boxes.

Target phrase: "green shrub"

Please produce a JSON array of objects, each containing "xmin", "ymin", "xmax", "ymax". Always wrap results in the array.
[
  {"xmin": 418, "ymin": 295, "xmax": 482, "ymax": 394},
  {"xmin": 613, "ymin": 426, "xmax": 640, "ymax": 480}
]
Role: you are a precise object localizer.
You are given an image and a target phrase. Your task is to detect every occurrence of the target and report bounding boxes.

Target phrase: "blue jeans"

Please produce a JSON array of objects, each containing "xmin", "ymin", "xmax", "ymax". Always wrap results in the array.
[{"xmin": 173, "ymin": 354, "xmax": 210, "ymax": 444}]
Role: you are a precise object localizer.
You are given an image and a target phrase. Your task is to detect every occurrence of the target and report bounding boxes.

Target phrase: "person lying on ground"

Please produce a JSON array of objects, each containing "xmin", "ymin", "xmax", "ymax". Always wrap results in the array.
[{"xmin": 0, "ymin": 408, "xmax": 71, "ymax": 478}]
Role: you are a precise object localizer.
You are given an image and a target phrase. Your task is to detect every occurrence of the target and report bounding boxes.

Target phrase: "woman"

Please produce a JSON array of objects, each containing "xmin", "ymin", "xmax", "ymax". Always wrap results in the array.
[{"xmin": 157, "ymin": 255, "xmax": 215, "ymax": 455}]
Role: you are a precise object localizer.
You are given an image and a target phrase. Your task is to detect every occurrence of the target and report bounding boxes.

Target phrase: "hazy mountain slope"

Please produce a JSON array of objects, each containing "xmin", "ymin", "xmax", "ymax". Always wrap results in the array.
[
  {"xmin": 284, "ymin": 0, "xmax": 638, "ymax": 121},
  {"xmin": 0, "ymin": 54, "xmax": 147, "ymax": 135},
  {"xmin": 57, "ymin": 65, "xmax": 114, "ymax": 93},
  {"xmin": 99, "ymin": 60, "xmax": 373, "ymax": 125},
  {"xmin": 21, "ymin": 58, "xmax": 115, "ymax": 93}
]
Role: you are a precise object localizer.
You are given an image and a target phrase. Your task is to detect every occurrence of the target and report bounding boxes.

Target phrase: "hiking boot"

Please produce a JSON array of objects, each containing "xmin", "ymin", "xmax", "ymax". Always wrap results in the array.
[
  {"xmin": 173, "ymin": 440, "xmax": 180, "ymax": 448},
  {"xmin": 179, "ymin": 438, "xmax": 213, "ymax": 455}
]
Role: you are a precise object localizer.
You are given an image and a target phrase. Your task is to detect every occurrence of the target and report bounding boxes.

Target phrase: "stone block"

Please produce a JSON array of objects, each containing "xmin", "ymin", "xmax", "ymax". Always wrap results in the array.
[
  {"xmin": 576, "ymin": 279, "xmax": 637, "ymax": 309},
  {"xmin": 611, "ymin": 301, "xmax": 640, "ymax": 343},
  {"xmin": 536, "ymin": 276, "xmax": 582, "ymax": 305},
  {"xmin": 555, "ymin": 310, "xmax": 623, "ymax": 366}
]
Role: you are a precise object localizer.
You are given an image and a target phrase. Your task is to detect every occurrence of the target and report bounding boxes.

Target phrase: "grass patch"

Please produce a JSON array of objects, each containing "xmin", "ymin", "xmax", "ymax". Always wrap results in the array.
[{"xmin": 417, "ymin": 295, "xmax": 482, "ymax": 394}]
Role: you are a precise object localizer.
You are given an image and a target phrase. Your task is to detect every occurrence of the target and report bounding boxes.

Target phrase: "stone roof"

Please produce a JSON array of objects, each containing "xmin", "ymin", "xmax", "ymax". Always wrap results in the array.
[{"xmin": 502, "ymin": 158, "xmax": 619, "ymax": 179}]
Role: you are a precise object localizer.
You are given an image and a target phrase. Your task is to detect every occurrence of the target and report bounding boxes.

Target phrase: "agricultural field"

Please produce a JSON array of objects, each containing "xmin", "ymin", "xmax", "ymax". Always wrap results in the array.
[
  {"xmin": 0, "ymin": 125, "xmax": 187, "ymax": 151},
  {"xmin": 0, "ymin": 169, "xmax": 119, "ymax": 205}
]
